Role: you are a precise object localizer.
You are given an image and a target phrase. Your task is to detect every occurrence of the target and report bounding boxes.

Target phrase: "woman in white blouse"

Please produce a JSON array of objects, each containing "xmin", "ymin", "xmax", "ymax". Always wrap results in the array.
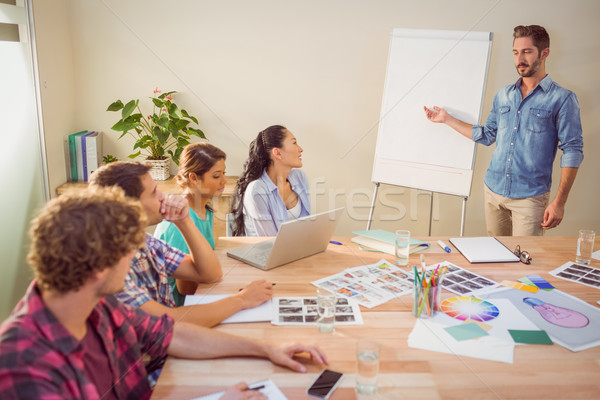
[{"xmin": 231, "ymin": 125, "xmax": 310, "ymax": 236}]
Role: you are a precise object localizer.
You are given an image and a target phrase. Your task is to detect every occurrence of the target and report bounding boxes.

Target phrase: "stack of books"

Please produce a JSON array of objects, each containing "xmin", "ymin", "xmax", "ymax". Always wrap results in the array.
[{"xmin": 64, "ymin": 130, "xmax": 102, "ymax": 182}]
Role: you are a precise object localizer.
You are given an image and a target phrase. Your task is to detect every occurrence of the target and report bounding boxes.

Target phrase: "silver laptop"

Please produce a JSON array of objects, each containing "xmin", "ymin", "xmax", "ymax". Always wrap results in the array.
[{"xmin": 227, "ymin": 207, "xmax": 344, "ymax": 270}]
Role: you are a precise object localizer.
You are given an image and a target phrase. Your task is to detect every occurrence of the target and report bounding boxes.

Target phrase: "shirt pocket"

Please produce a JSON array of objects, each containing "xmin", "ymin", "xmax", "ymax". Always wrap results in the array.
[
  {"xmin": 527, "ymin": 108, "xmax": 552, "ymax": 133},
  {"xmin": 497, "ymin": 106, "xmax": 510, "ymax": 129}
]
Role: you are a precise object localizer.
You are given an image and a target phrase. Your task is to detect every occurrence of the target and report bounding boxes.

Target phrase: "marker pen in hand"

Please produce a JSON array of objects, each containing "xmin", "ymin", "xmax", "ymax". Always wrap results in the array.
[{"xmin": 437, "ymin": 240, "xmax": 451, "ymax": 253}]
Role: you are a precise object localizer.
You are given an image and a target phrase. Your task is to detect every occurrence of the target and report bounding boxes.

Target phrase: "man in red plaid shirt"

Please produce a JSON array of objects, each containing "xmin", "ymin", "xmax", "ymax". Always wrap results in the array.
[{"xmin": 0, "ymin": 188, "xmax": 327, "ymax": 399}]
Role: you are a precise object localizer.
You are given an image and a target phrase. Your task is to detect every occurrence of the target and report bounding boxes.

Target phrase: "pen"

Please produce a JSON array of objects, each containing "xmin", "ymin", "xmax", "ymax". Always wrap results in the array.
[
  {"xmin": 246, "ymin": 385, "xmax": 265, "ymax": 391},
  {"xmin": 437, "ymin": 240, "xmax": 451, "ymax": 253},
  {"xmin": 330, "ymin": 240, "xmax": 342, "ymax": 245}
]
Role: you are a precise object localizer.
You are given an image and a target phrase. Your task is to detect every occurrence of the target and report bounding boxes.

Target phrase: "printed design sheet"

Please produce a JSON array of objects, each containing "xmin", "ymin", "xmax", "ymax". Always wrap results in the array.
[
  {"xmin": 312, "ymin": 259, "xmax": 413, "ymax": 308},
  {"xmin": 272, "ymin": 296, "xmax": 363, "ymax": 325},
  {"xmin": 549, "ymin": 262, "xmax": 600, "ymax": 289},
  {"xmin": 430, "ymin": 261, "xmax": 500, "ymax": 295}
]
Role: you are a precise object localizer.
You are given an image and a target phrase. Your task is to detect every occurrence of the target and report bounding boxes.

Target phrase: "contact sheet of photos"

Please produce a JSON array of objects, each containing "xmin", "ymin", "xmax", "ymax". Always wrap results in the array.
[
  {"xmin": 430, "ymin": 261, "xmax": 500, "ymax": 295},
  {"xmin": 271, "ymin": 297, "xmax": 363, "ymax": 326},
  {"xmin": 550, "ymin": 262, "xmax": 600, "ymax": 289},
  {"xmin": 312, "ymin": 259, "xmax": 414, "ymax": 308}
]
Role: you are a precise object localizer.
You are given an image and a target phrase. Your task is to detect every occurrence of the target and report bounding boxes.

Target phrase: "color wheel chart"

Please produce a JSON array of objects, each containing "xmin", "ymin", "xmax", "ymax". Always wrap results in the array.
[{"xmin": 441, "ymin": 297, "xmax": 500, "ymax": 322}]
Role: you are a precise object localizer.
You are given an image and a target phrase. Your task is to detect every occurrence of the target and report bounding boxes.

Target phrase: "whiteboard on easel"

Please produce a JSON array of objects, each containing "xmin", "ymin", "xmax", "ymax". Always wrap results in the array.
[{"xmin": 372, "ymin": 28, "xmax": 493, "ymax": 197}]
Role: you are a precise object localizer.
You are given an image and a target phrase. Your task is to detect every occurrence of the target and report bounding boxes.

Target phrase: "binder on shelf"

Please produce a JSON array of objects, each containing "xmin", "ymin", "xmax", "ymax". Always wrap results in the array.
[
  {"xmin": 84, "ymin": 132, "xmax": 102, "ymax": 181},
  {"xmin": 67, "ymin": 130, "xmax": 87, "ymax": 181},
  {"xmin": 63, "ymin": 135, "xmax": 72, "ymax": 182},
  {"xmin": 81, "ymin": 131, "xmax": 95, "ymax": 181}
]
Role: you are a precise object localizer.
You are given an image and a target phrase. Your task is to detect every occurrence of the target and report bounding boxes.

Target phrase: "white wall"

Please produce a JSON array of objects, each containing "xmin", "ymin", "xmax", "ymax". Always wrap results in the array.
[{"xmin": 37, "ymin": 0, "xmax": 600, "ymax": 239}]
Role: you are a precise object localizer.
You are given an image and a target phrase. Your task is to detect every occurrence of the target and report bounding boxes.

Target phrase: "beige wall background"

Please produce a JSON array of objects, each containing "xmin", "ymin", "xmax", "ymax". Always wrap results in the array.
[{"xmin": 35, "ymin": 0, "xmax": 600, "ymax": 238}]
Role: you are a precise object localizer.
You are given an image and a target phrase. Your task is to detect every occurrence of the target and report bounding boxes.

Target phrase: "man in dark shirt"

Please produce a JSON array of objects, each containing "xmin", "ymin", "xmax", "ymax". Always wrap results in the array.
[{"xmin": 0, "ymin": 188, "xmax": 327, "ymax": 399}]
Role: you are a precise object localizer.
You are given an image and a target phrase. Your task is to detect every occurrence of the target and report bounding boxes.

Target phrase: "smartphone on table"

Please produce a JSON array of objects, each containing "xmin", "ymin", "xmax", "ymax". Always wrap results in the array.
[{"xmin": 306, "ymin": 369, "xmax": 344, "ymax": 399}]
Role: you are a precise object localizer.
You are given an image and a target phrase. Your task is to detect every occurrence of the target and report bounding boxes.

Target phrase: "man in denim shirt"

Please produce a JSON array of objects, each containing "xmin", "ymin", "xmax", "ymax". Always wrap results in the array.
[{"xmin": 424, "ymin": 25, "xmax": 583, "ymax": 236}]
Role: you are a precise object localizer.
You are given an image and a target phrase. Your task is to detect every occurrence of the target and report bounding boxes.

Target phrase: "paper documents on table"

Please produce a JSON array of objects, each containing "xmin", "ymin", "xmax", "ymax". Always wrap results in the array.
[
  {"xmin": 312, "ymin": 258, "xmax": 413, "ymax": 308},
  {"xmin": 184, "ymin": 294, "xmax": 273, "ymax": 323},
  {"xmin": 271, "ymin": 296, "xmax": 363, "ymax": 326},
  {"xmin": 408, "ymin": 298, "xmax": 539, "ymax": 363},
  {"xmin": 351, "ymin": 229, "xmax": 429, "ymax": 255},
  {"xmin": 483, "ymin": 287, "xmax": 600, "ymax": 352},
  {"xmin": 192, "ymin": 378, "xmax": 287, "ymax": 400}
]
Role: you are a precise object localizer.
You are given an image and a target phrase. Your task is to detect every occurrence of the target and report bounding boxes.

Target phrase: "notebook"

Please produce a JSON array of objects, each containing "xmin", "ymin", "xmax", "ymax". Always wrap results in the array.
[
  {"xmin": 449, "ymin": 236, "xmax": 520, "ymax": 263},
  {"xmin": 227, "ymin": 207, "xmax": 344, "ymax": 270},
  {"xmin": 351, "ymin": 229, "xmax": 429, "ymax": 255}
]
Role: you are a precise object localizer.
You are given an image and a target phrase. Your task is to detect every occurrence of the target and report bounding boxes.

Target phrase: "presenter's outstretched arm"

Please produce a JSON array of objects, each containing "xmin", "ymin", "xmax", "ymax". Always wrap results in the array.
[{"xmin": 424, "ymin": 106, "xmax": 473, "ymax": 139}]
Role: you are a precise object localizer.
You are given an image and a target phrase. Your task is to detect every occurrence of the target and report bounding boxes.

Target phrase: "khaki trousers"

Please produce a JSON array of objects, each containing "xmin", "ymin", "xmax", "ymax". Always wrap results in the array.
[{"xmin": 484, "ymin": 185, "xmax": 550, "ymax": 236}]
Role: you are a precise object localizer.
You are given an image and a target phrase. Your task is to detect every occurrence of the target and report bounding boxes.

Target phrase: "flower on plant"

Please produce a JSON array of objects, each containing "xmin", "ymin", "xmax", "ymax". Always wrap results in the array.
[{"xmin": 106, "ymin": 89, "xmax": 205, "ymax": 165}]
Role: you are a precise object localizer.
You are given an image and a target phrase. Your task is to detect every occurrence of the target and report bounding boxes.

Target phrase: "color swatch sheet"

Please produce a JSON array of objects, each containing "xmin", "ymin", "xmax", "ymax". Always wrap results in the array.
[{"xmin": 408, "ymin": 298, "xmax": 538, "ymax": 363}]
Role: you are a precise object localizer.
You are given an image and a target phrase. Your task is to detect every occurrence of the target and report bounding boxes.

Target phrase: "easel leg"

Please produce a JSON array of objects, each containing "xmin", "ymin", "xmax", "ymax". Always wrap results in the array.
[
  {"xmin": 366, "ymin": 182, "xmax": 380, "ymax": 230},
  {"xmin": 428, "ymin": 191, "xmax": 433, "ymax": 236},
  {"xmin": 460, "ymin": 197, "xmax": 467, "ymax": 237}
]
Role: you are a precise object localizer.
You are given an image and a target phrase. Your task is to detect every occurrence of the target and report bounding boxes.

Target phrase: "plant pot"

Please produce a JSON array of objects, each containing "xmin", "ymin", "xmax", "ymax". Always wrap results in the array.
[{"xmin": 145, "ymin": 158, "xmax": 170, "ymax": 181}]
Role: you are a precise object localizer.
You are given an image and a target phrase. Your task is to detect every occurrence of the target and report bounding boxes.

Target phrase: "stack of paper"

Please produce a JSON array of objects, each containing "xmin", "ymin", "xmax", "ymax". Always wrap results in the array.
[{"xmin": 192, "ymin": 378, "xmax": 287, "ymax": 400}]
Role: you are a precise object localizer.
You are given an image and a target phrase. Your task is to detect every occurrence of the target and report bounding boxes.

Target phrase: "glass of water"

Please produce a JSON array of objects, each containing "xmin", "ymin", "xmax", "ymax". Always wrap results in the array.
[
  {"xmin": 317, "ymin": 288, "xmax": 336, "ymax": 333},
  {"xmin": 356, "ymin": 338, "xmax": 380, "ymax": 395},
  {"xmin": 576, "ymin": 229, "xmax": 595, "ymax": 264},
  {"xmin": 395, "ymin": 230, "xmax": 410, "ymax": 266}
]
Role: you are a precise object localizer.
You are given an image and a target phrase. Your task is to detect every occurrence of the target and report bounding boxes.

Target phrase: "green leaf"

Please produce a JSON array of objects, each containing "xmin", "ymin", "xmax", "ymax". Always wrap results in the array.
[
  {"xmin": 167, "ymin": 102, "xmax": 182, "ymax": 119},
  {"xmin": 181, "ymin": 109, "xmax": 199, "ymax": 124},
  {"xmin": 157, "ymin": 129, "xmax": 170, "ymax": 145},
  {"xmin": 151, "ymin": 97, "xmax": 164, "ymax": 108},
  {"xmin": 157, "ymin": 114, "xmax": 170, "ymax": 129},
  {"xmin": 187, "ymin": 127, "xmax": 206, "ymax": 138},
  {"xmin": 107, "ymin": 100, "xmax": 124, "ymax": 112},
  {"xmin": 122, "ymin": 99, "xmax": 138, "ymax": 120},
  {"xmin": 174, "ymin": 119, "xmax": 189, "ymax": 131},
  {"xmin": 128, "ymin": 151, "xmax": 141, "ymax": 159},
  {"xmin": 159, "ymin": 91, "xmax": 177, "ymax": 100},
  {"xmin": 111, "ymin": 119, "xmax": 139, "ymax": 132}
]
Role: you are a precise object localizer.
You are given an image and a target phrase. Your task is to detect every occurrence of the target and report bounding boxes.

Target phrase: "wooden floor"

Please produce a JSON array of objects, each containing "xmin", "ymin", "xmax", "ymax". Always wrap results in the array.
[{"xmin": 152, "ymin": 236, "xmax": 600, "ymax": 399}]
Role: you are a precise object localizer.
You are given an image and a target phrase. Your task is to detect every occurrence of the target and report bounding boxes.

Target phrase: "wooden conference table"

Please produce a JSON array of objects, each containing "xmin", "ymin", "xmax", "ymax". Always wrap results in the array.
[{"xmin": 152, "ymin": 236, "xmax": 600, "ymax": 399}]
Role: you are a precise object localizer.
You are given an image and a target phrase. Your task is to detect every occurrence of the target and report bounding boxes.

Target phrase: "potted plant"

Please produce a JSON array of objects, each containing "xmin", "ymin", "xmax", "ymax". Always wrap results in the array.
[{"xmin": 107, "ymin": 88, "xmax": 205, "ymax": 180}]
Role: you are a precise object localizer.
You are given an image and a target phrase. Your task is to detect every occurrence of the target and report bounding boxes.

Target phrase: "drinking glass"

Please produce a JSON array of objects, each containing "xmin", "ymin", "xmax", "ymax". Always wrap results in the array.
[
  {"xmin": 576, "ymin": 229, "xmax": 595, "ymax": 264},
  {"xmin": 356, "ymin": 338, "xmax": 380, "ymax": 395},
  {"xmin": 395, "ymin": 230, "xmax": 410, "ymax": 266},
  {"xmin": 317, "ymin": 288, "xmax": 336, "ymax": 333}
]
